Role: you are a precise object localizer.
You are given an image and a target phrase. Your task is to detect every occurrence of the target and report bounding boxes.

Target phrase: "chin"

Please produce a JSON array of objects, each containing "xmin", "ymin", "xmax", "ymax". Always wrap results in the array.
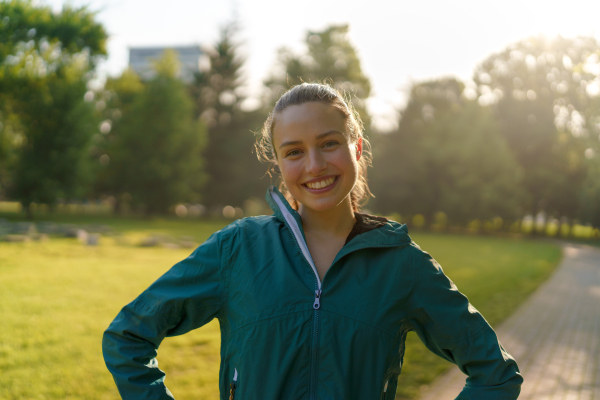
[{"xmin": 296, "ymin": 193, "xmax": 352, "ymax": 213}]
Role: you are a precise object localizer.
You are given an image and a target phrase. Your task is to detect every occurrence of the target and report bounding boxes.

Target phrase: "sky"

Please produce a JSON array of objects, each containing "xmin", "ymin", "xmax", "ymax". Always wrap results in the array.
[{"xmin": 46, "ymin": 0, "xmax": 600, "ymax": 131}]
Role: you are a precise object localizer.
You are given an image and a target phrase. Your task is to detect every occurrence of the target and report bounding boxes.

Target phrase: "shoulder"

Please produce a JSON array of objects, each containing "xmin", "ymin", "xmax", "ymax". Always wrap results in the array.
[
  {"xmin": 204, "ymin": 215, "xmax": 282, "ymax": 250},
  {"xmin": 371, "ymin": 227, "xmax": 441, "ymax": 280},
  {"xmin": 218, "ymin": 214, "xmax": 280, "ymax": 236}
]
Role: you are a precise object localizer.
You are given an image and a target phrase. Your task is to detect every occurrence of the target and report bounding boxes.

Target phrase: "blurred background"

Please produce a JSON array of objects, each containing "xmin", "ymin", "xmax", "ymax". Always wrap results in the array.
[
  {"xmin": 1, "ymin": 1, "xmax": 599, "ymax": 399},
  {"xmin": 0, "ymin": 0, "xmax": 599, "ymax": 237}
]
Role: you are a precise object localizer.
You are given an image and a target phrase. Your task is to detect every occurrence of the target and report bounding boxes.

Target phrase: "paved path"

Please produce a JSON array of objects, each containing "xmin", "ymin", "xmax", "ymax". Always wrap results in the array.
[{"xmin": 418, "ymin": 243, "xmax": 600, "ymax": 400}]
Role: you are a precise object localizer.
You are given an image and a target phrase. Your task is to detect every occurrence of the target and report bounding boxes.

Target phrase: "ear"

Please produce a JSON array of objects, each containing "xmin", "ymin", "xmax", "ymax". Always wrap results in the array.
[{"xmin": 355, "ymin": 138, "xmax": 363, "ymax": 161}]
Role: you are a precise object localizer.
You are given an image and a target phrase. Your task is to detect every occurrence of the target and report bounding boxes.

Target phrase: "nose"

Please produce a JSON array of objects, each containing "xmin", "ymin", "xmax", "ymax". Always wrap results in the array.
[{"xmin": 306, "ymin": 149, "xmax": 327, "ymax": 175}]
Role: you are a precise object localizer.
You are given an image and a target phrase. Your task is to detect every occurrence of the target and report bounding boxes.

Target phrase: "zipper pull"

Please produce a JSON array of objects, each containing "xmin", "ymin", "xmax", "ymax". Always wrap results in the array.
[
  {"xmin": 313, "ymin": 289, "xmax": 321, "ymax": 309},
  {"xmin": 229, "ymin": 368, "xmax": 238, "ymax": 400},
  {"xmin": 382, "ymin": 379, "xmax": 388, "ymax": 400}
]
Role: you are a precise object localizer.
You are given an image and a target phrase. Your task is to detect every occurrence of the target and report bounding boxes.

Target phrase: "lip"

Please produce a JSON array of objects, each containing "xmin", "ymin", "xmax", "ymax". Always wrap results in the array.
[{"xmin": 302, "ymin": 175, "xmax": 339, "ymax": 193}]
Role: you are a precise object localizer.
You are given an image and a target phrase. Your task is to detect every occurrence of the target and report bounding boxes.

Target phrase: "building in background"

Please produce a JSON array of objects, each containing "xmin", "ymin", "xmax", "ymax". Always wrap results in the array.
[{"xmin": 128, "ymin": 45, "xmax": 205, "ymax": 82}]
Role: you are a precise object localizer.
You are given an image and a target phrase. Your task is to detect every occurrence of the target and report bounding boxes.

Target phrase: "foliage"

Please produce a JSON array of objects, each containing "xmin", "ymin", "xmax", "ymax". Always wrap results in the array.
[
  {"xmin": 0, "ymin": 0, "xmax": 106, "ymax": 63},
  {"xmin": 190, "ymin": 21, "xmax": 267, "ymax": 208},
  {"xmin": 91, "ymin": 68, "xmax": 144, "ymax": 209},
  {"xmin": 0, "ymin": 106, "xmax": 21, "ymax": 198},
  {"xmin": 0, "ymin": 0, "xmax": 107, "ymax": 213},
  {"xmin": 579, "ymin": 157, "xmax": 600, "ymax": 227},
  {"xmin": 104, "ymin": 51, "xmax": 207, "ymax": 215},
  {"xmin": 577, "ymin": 90, "xmax": 600, "ymax": 226},
  {"xmin": 371, "ymin": 78, "xmax": 524, "ymax": 224},
  {"xmin": 265, "ymin": 24, "xmax": 372, "ymax": 127},
  {"xmin": 8, "ymin": 73, "xmax": 97, "ymax": 209},
  {"xmin": 473, "ymin": 35, "xmax": 600, "ymax": 218}
]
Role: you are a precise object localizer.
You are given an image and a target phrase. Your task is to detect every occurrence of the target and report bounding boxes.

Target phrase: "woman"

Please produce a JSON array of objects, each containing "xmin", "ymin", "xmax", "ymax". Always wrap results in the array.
[{"xmin": 103, "ymin": 83, "xmax": 523, "ymax": 399}]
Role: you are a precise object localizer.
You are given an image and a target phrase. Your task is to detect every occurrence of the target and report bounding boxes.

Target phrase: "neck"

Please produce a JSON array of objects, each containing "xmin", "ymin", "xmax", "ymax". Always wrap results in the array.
[{"xmin": 298, "ymin": 196, "xmax": 356, "ymax": 238}]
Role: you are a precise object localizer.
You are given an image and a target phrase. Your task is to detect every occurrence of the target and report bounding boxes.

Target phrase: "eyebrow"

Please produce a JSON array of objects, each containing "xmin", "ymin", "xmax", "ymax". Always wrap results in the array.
[{"xmin": 278, "ymin": 130, "xmax": 344, "ymax": 150}]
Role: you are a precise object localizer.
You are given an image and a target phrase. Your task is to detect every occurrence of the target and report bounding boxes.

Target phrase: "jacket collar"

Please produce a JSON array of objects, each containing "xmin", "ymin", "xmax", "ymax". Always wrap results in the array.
[
  {"xmin": 265, "ymin": 185, "xmax": 412, "ymax": 251},
  {"xmin": 265, "ymin": 186, "xmax": 304, "ymax": 232}
]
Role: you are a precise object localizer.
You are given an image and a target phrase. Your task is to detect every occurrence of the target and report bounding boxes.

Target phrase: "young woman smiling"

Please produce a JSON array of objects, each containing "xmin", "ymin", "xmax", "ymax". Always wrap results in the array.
[
  {"xmin": 103, "ymin": 83, "xmax": 523, "ymax": 400},
  {"xmin": 271, "ymin": 100, "xmax": 363, "ymax": 280}
]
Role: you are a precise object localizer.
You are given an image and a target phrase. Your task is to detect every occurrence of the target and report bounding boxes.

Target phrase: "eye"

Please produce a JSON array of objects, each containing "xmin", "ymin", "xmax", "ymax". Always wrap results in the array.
[
  {"xmin": 323, "ymin": 140, "xmax": 339, "ymax": 148},
  {"xmin": 285, "ymin": 149, "xmax": 302, "ymax": 158}
]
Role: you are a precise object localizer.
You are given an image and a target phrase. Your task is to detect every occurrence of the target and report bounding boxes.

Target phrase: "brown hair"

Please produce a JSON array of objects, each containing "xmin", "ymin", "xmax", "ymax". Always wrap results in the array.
[{"xmin": 255, "ymin": 82, "xmax": 372, "ymax": 212}]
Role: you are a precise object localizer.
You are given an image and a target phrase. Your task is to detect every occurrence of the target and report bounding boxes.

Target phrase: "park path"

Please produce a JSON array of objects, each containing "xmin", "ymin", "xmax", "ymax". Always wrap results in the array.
[{"xmin": 417, "ymin": 242, "xmax": 600, "ymax": 400}]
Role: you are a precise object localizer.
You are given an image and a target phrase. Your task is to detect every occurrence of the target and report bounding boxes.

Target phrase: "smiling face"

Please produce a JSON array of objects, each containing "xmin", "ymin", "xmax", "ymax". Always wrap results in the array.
[{"xmin": 273, "ymin": 102, "xmax": 362, "ymax": 213}]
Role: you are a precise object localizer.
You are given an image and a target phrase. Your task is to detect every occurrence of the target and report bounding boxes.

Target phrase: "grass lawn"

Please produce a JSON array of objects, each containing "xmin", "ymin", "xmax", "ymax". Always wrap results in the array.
[{"xmin": 0, "ymin": 216, "xmax": 562, "ymax": 399}]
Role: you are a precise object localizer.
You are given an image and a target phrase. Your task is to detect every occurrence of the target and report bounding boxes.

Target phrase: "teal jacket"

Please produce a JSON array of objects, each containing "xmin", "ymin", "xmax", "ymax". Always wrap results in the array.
[{"xmin": 102, "ymin": 186, "xmax": 522, "ymax": 400}]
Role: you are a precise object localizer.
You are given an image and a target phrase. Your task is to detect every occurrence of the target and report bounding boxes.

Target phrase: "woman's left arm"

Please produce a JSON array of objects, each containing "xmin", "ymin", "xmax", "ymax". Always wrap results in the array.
[{"xmin": 407, "ymin": 246, "xmax": 523, "ymax": 400}]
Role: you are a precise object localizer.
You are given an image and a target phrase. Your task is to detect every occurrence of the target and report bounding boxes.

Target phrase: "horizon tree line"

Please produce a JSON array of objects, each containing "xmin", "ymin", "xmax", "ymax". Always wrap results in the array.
[{"xmin": 0, "ymin": 0, "xmax": 599, "ymax": 229}]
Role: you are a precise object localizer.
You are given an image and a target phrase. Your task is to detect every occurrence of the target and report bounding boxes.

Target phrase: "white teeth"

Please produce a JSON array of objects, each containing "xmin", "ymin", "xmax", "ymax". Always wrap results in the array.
[{"xmin": 306, "ymin": 177, "xmax": 335, "ymax": 189}]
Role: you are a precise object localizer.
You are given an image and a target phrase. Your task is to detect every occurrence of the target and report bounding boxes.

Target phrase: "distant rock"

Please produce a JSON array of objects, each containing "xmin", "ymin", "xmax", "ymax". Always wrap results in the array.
[
  {"xmin": 36, "ymin": 222, "xmax": 60, "ymax": 234},
  {"xmin": 75, "ymin": 229, "xmax": 88, "ymax": 243},
  {"xmin": 179, "ymin": 240, "xmax": 196, "ymax": 249},
  {"xmin": 32, "ymin": 233, "xmax": 49, "ymax": 242},
  {"xmin": 140, "ymin": 235, "xmax": 163, "ymax": 247},
  {"xmin": 11, "ymin": 222, "xmax": 37, "ymax": 236},
  {"xmin": 161, "ymin": 242, "xmax": 181, "ymax": 249},
  {"xmin": 139, "ymin": 234, "xmax": 194, "ymax": 249},
  {"xmin": 3, "ymin": 234, "xmax": 31, "ymax": 242},
  {"xmin": 64, "ymin": 226, "xmax": 80, "ymax": 238},
  {"xmin": 87, "ymin": 233, "xmax": 101, "ymax": 246}
]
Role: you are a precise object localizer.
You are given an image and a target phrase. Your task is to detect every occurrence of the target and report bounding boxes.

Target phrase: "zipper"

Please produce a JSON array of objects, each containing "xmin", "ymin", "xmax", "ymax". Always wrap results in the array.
[
  {"xmin": 270, "ymin": 192, "xmax": 322, "ymax": 291},
  {"xmin": 229, "ymin": 368, "xmax": 238, "ymax": 400},
  {"xmin": 313, "ymin": 289, "xmax": 321, "ymax": 309},
  {"xmin": 270, "ymin": 192, "xmax": 322, "ymax": 400},
  {"xmin": 270, "ymin": 189, "xmax": 409, "ymax": 400},
  {"xmin": 382, "ymin": 379, "xmax": 388, "ymax": 400}
]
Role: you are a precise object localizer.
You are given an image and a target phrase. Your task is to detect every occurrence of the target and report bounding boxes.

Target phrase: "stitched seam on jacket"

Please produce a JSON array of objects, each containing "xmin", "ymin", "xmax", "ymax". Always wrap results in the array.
[
  {"xmin": 407, "ymin": 244, "xmax": 488, "ymax": 346},
  {"xmin": 408, "ymin": 243, "xmax": 418, "ymax": 325},
  {"xmin": 220, "ymin": 226, "xmax": 233, "ymax": 321},
  {"xmin": 431, "ymin": 322, "xmax": 488, "ymax": 346},
  {"xmin": 321, "ymin": 308, "xmax": 397, "ymax": 339},
  {"xmin": 135, "ymin": 299, "xmax": 224, "ymax": 314},
  {"xmin": 229, "ymin": 309, "xmax": 309, "ymax": 335}
]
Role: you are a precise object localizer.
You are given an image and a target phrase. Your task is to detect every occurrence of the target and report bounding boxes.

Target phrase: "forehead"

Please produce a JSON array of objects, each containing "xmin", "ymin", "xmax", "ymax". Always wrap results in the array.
[{"xmin": 273, "ymin": 102, "xmax": 347, "ymax": 145}]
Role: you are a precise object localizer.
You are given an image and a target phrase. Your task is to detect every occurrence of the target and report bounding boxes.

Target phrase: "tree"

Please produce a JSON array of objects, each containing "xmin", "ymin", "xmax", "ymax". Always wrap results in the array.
[
  {"xmin": 191, "ymin": 22, "xmax": 267, "ymax": 208},
  {"xmin": 0, "ymin": 0, "xmax": 107, "ymax": 215},
  {"xmin": 473, "ymin": 35, "xmax": 600, "ymax": 218},
  {"xmin": 106, "ymin": 51, "xmax": 207, "ymax": 215},
  {"xmin": 8, "ymin": 71, "xmax": 98, "ymax": 213},
  {"xmin": 91, "ymin": 68, "xmax": 144, "ymax": 211},
  {"xmin": 578, "ymin": 93, "xmax": 600, "ymax": 227},
  {"xmin": 265, "ymin": 24, "xmax": 372, "ymax": 128},
  {"xmin": 579, "ymin": 158, "xmax": 600, "ymax": 228},
  {"xmin": 371, "ymin": 78, "xmax": 524, "ymax": 225}
]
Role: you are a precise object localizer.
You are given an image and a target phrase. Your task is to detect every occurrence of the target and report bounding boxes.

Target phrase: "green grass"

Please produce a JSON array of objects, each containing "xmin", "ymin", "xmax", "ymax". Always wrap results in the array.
[{"xmin": 0, "ymin": 217, "xmax": 562, "ymax": 400}]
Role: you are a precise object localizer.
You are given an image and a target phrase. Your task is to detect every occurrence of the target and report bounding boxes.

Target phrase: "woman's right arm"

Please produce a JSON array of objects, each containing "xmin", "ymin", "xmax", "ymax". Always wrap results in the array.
[{"xmin": 102, "ymin": 231, "xmax": 227, "ymax": 399}]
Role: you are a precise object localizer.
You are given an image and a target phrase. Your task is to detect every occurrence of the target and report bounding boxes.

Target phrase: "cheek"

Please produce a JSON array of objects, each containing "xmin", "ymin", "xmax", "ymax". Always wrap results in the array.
[
  {"xmin": 279, "ymin": 161, "xmax": 302, "ymax": 184},
  {"xmin": 333, "ymin": 150, "xmax": 358, "ymax": 174}
]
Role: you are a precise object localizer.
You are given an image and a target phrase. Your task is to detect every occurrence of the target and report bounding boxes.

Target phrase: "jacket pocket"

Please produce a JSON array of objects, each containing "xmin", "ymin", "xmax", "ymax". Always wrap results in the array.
[
  {"xmin": 229, "ymin": 368, "xmax": 238, "ymax": 400},
  {"xmin": 381, "ymin": 379, "xmax": 389, "ymax": 400}
]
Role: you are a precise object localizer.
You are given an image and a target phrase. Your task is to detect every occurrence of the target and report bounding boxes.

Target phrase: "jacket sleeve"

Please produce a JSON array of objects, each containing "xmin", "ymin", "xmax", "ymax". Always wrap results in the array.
[
  {"xmin": 408, "ymin": 246, "xmax": 523, "ymax": 400},
  {"xmin": 102, "ymin": 231, "xmax": 227, "ymax": 399}
]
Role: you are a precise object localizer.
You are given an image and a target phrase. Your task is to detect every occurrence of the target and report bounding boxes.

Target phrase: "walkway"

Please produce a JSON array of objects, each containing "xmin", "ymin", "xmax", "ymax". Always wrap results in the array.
[{"xmin": 417, "ymin": 243, "xmax": 600, "ymax": 400}]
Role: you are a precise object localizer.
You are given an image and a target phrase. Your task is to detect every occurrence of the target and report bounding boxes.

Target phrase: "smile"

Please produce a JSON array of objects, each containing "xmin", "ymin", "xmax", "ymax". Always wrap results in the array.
[{"xmin": 303, "ymin": 176, "xmax": 338, "ymax": 190}]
